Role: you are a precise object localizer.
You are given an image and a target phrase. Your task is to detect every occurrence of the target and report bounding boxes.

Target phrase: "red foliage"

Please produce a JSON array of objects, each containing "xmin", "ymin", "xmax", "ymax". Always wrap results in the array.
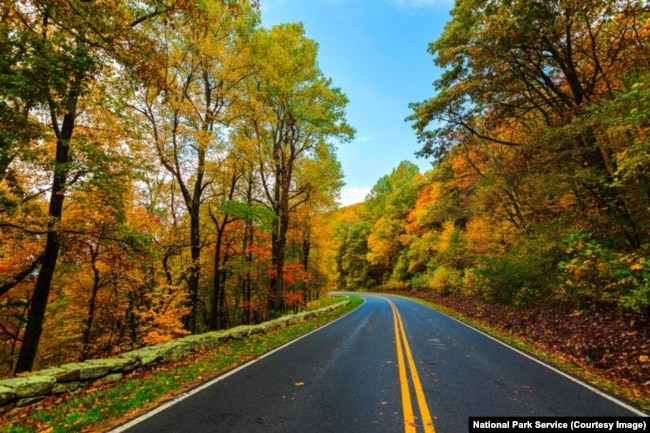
[
  {"xmin": 283, "ymin": 262, "xmax": 307, "ymax": 286},
  {"xmin": 282, "ymin": 291, "xmax": 305, "ymax": 309}
]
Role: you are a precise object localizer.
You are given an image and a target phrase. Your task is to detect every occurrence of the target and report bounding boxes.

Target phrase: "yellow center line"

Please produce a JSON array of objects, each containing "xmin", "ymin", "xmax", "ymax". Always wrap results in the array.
[
  {"xmin": 392, "ymin": 303, "xmax": 416, "ymax": 433},
  {"xmin": 386, "ymin": 297, "xmax": 436, "ymax": 433}
]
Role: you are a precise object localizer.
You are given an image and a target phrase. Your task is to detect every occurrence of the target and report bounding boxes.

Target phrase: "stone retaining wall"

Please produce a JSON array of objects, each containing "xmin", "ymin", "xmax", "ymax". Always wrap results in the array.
[{"xmin": 0, "ymin": 301, "xmax": 350, "ymax": 413}]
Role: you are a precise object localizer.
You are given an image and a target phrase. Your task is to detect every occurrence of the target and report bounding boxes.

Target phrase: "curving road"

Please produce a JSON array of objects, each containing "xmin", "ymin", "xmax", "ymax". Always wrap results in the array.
[{"xmin": 111, "ymin": 294, "xmax": 645, "ymax": 433}]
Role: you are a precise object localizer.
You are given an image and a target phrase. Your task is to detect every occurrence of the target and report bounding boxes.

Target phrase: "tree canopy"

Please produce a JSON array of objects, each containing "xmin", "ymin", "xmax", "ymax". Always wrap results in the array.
[{"xmin": 0, "ymin": 0, "xmax": 352, "ymax": 375}]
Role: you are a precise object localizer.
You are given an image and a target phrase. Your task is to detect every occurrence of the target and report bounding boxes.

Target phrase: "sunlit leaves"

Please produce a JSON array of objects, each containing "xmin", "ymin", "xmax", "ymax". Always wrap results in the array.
[{"xmin": 0, "ymin": 0, "xmax": 352, "ymax": 373}]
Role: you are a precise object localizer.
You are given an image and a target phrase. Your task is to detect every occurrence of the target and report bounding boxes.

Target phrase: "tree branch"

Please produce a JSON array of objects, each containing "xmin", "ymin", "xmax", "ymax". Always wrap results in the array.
[{"xmin": 0, "ymin": 256, "xmax": 43, "ymax": 297}]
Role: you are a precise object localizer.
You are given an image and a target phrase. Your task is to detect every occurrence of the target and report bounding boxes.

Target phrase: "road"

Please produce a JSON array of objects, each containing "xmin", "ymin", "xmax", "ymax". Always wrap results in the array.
[{"xmin": 112, "ymin": 294, "xmax": 645, "ymax": 433}]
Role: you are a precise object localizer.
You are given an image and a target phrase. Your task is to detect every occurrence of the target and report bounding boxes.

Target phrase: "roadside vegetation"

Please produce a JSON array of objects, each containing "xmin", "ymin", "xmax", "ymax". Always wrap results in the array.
[
  {"xmin": 1, "ymin": 0, "xmax": 648, "ymax": 422},
  {"xmin": 0, "ymin": 296, "xmax": 362, "ymax": 433}
]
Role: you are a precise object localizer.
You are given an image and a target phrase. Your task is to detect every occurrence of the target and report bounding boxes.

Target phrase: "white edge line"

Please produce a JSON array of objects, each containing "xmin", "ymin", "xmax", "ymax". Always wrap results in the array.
[
  {"xmin": 399, "ymin": 294, "xmax": 648, "ymax": 417},
  {"xmin": 109, "ymin": 298, "xmax": 365, "ymax": 433}
]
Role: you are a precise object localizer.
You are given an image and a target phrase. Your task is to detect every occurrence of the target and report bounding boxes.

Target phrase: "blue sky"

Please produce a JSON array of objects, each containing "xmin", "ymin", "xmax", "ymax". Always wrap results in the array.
[{"xmin": 260, "ymin": 0, "xmax": 453, "ymax": 205}]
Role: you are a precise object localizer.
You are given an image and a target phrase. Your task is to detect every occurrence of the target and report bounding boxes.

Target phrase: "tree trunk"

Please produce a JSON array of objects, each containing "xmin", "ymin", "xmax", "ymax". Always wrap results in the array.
[
  {"xmin": 81, "ymin": 244, "xmax": 101, "ymax": 361},
  {"xmin": 579, "ymin": 128, "xmax": 641, "ymax": 248},
  {"xmin": 209, "ymin": 227, "xmax": 225, "ymax": 330},
  {"xmin": 14, "ymin": 107, "xmax": 75, "ymax": 374},
  {"xmin": 185, "ymin": 208, "xmax": 201, "ymax": 333}
]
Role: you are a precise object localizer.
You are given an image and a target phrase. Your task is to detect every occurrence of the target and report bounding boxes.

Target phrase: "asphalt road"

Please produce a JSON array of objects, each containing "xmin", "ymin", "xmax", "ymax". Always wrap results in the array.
[{"xmin": 111, "ymin": 294, "xmax": 645, "ymax": 433}]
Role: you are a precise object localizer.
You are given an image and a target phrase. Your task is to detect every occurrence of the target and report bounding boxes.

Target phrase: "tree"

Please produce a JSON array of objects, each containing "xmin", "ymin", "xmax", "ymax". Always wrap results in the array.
[
  {"xmin": 131, "ymin": 0, "xmax": 259, "ymax": 331},
  {"xmin": 241, "ymin": 23, "xmax": 353, "ymax": 315},
  {"xmin": 2, "ymin": 0, "xmax": 158, "ymax": 373},
  {"xmin": 408, "ymin": 0, "xmax": 649, "ymax": 248},
  {"xmin": 365, "ymin": 161, "xmax": 422, "ymax": 283}
]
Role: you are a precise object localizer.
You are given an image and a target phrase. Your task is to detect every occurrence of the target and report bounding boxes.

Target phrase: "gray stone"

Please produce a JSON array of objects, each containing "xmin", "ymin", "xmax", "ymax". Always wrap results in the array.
[
  {"xmin": 156, "ymin": 341, "xmax": 193, "ymax": 362},
  {"xmin": 0, "ymin": 376, "xmax": 56, "ymax": 398},
  {"xmin": 92, "ymin": 373, "xmax": 123, "ymax": 386},
  {"xmin": 59, "ymin": 361, "xmax": 111, "ymax": 380},
  {"xmin": 203, "ymin": 330, "xmax": 232, "ymax": 343},
  {"xmin": 85, "ymin": 357, "xmax": 137, "ymax": 373},
  {"xmin": 248, "ymin": 324, "xmax": 267, "ymax": 335},
  {"xmin": 180, "ymin": 334, "xmax": 219, "ymax": 351},
  {"xmin": 52, "ymin": 381, "xmax": 81, "ymax": 394},
  {"xmin": 119, "ymin": 347, "xmax": 162, "ymax": 366},
  {"xmin": 15, "ymin": 396, "xmax": 46, "ymax": 407},
  {"xmin": 228, "ymin": 325, "xmax": 252, "ymax": 340},
  {"xmin": 270, "ymin": 318, "xmax": 289, "ymax": 329},
  {"xmin": 36, "ymin": 367, "xmax": 79, "ymax": 382},
  {"xmin": 0, "ymin": 385, "xmax": 16, "ymax": 406},
  {"xmin": 56, "ymin": 363, "xmax": 83, "ymax": 381}
]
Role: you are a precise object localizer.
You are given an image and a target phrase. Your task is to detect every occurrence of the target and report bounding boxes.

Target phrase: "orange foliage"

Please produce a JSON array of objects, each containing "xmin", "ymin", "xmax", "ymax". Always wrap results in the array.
[{"xmin": 137, "ymin": 286, "xmax": 191, "ymax": 345}]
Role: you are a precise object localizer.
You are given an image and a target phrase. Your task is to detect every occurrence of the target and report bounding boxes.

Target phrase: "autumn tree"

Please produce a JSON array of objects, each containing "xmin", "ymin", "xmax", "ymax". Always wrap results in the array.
[
  {"xmin": 365, "ymin": 161, "xmax": 422, "ymax": 284},
  {"xmin": 241, "ymin": 23, "xmax": 353, "ymax": 315},
  {"xmin": 0, "ymin": 0, "xmax": 176, "ymax": 373},
  {"xmin": 409, "ymin": 0, "xmax": 649, "ymax": 248},
  {"xmin": 130, "ymin": 0, "xmax": 259, "ymax": 331}
]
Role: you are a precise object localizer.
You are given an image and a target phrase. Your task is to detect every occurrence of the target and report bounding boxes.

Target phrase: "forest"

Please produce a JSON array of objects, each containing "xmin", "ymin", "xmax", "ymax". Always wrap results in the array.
[
  {"xmin": 334, "ymin": 0, "xmax": 649, "ymax": 387},
  {"xmin": 1, "ymin": 0, "xmax": 648, "ymax": 385},
  {"xmin": 0, "ymin": 0, "xmax": 353, "ymax": 376}
]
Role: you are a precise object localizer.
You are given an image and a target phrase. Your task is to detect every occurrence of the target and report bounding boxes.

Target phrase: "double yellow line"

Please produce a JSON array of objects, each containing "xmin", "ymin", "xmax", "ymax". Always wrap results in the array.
[{"xmin": 386, "ymin": 297, "xmax": 436, "ymax": 433}]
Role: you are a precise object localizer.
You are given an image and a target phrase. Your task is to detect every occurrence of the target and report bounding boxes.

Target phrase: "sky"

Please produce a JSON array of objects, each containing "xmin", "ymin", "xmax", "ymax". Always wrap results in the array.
[{"xmin": 260, "ymin": 0, "xmax": 454, "ymax": 206}]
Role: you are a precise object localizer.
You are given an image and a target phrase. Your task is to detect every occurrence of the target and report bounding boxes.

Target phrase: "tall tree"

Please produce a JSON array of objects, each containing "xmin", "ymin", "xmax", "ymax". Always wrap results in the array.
[
  {"xmin": 365, "ymin": 161, "xmax": 422, "ymax": 283},
  {"xmin": 242, "ymin": 23, "xmax": 353, "ymax": 314},
  {"xmin": 131, "ymin": 0, "xmax": 259, "ymax": 331},
  {"xmin": 3, "ymin": 0, "xmax": 159, "ymax": 373}
]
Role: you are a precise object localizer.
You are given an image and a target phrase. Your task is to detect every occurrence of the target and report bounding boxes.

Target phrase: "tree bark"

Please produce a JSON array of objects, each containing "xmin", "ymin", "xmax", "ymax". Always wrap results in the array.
[{"xmin": 15, "ymin": 106, "xmax": 76, "ymax": 373}]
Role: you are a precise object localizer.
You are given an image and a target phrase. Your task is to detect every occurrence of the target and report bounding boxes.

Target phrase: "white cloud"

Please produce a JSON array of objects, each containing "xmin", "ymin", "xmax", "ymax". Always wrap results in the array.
[
  {"xmin": 339, "ymin": 186, "xmax": 371, "ymax": 206},
  {"xmin": 356, "ymin": 136, "xmax": 374, "ymax": 143}
]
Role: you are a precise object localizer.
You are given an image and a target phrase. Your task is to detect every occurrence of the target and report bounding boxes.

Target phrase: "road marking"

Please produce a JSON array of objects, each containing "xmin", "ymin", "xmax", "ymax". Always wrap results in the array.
[
  {"xmin": 387, "ymin": 297, "xmax": 436, "ymax": 433},
  {"xmin": 393, "ymin": 303, "xmax": 416, "ymax": 433}
]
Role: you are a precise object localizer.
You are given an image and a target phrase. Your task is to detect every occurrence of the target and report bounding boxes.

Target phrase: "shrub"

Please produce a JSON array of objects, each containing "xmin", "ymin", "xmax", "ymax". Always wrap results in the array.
[
  {"xmin": 428, "ymin": 266, "xmax": 462, "ymax": 295},
  {"xmin": 474, "ymin": 236, "xmax": 561, "ymax": 306},
  {"xmin": 558, "ymin": 231, "xmax": 650, "ymax": 313},
  {"xmin": 615, "ymin": 255, "xmax": 650, "ymax": 314}
]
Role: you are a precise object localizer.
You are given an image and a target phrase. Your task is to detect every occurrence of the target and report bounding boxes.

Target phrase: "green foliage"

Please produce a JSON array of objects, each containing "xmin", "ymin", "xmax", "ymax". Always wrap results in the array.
[
  {"xmin": 337, "ymin": 221, "xmax": 377, "ymax": 290},
  {"xmin": 616, "ymin": 256, "xmax": 650, "ymax": 314},
  {"xmin": 435, "ymin": 223, "xmax": 563, "ymax": 306},
  {"xmin": 559, "ymin": 231, "xmax": 650, "ymax": 313}
]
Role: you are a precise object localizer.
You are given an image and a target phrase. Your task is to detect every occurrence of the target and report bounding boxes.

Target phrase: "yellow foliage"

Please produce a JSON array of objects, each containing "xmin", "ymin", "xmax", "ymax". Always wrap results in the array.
[
  {"xmin": 437, "ymin": 221, "xmax": 456, "ymax": 252},
  {"xmin": 428, "ymin": 266, "xmax": 462, "ymax": 294},
  {"xmin": 406, "ymin": 182, "xmax": 442, "ymax": 236},
  {"xmin": 464, "ymin": 215, "xmax": 515, "ymax": 255},
  {"xmin": 137, "ymin": 286, "xmax": 191, "ymax": 346}
]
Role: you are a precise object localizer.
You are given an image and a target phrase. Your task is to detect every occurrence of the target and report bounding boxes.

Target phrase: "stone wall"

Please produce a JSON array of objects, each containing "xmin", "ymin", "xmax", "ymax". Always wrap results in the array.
[{"xmin": 0, "ymin": 301, "xmax": 350, "ymax": 413}]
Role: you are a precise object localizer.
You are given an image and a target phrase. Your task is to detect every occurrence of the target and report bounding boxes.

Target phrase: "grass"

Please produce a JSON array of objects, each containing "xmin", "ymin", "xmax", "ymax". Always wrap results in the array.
[
  {"xmin": 401, "ymin": 294, "xmax": 650, "ymax": 414},
  {"xmin": 0, "ymin": 296, "xmax": 363, "ymax": 433}
]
